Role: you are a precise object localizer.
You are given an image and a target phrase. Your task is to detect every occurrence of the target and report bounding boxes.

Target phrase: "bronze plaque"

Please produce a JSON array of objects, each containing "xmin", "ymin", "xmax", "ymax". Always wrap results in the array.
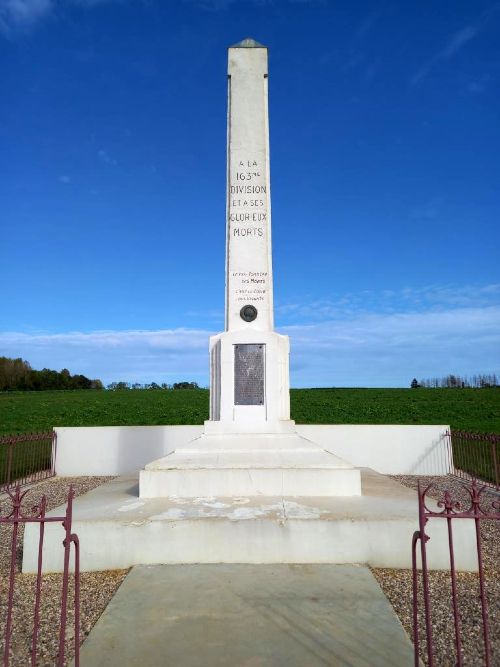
[
  {"xmin": 240, "ymin": 304, "xmax": 258, "ymax": 322},
  {"xmin": 234, "ymin": 344, "xmax": 265, "ymax": 405}
]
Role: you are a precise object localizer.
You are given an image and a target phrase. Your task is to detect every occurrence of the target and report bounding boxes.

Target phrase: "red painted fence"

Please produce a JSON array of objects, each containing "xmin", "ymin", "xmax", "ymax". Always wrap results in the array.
[
  {"xmin": 0, "ymin": 485, "xmax": 80, "ymax": 666},
  {"xmin": 412, "ymin": 480, "xmax": 500, "ymax": 666},
  {"xmin": 0, "ymin": 431, "xmax": 57, "ymax": 493},
  {"xmin": 447, "ymin": 429, "xmax": 500, "ymax": 491}
]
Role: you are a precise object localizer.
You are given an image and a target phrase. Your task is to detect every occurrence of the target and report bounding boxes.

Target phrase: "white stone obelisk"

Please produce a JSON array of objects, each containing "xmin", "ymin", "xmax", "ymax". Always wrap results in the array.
[
  {"xmin": 207, "ymin": 38, "xmax": 292, "ymax": 434},
  {"xmin": 225, "ymin": 39, "xmax": 273, "ymax": 333},
  {"xmin": 139, "ymin": 39, "xmax": 361, "ymax": 498}
]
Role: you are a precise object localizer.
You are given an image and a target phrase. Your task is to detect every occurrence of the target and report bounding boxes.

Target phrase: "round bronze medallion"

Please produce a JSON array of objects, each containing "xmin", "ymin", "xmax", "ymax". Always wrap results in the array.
[{"xmin": 240, "ymin": 304, "xmax": 258, "ymax": 322}]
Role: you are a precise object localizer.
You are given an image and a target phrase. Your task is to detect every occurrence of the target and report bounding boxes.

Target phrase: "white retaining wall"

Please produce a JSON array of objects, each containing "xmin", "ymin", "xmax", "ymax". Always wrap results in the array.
[
  {"xmin": 55, "ymin": 424, "xmax": 451, "ymax": 477},
  {"xmin": 297, "ymin": 425, "xmax": 451, "ymax": 476}
]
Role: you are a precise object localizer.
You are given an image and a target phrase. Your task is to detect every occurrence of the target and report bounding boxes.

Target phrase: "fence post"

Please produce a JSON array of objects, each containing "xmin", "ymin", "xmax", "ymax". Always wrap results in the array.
[
  {"xmin": 444, "ymin": 492, "xmax": 462, "ymax": 666},
  {"xmin": 6, "ymin": 434, "xmax": 14, "ymax": 489},
  {"xmin": 411, "ymin": 531, "xmax": 421, "ymax": 667},
  {"xmin": 445, "ymin": 430, "xmax": 454, "ymax": 475},
  {"xmin": 3, "ymin": 487, "xmax": 21, "ymax": 667},
  {"xmin": 51, "ymin": 430, "xmax": 57, "ymax": 477},
  {"xmin": 58, "ymin": 487, "xmax": 79, "ymax": 667},
  {"xmin": 31, "ymin": 495, "xmax": 47, "ymax": 666},
  {"xmin": 490, "ymin": 434, "xmax": 499, "ymax": 491},
  {"xmin": 417, "ymin": 482, "xmax": 434, "ymax": 667},
  {"xmin": 472, "ymin": 481, "xmax": 492, "ymax": 666},
  {"xmin": 73, "ymin": 533, "xmax": 81, "ymax": 667}
]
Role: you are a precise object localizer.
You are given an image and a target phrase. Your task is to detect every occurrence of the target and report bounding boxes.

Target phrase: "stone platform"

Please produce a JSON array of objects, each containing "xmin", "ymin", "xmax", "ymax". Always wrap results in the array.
[
  {"xmin": 140, "ymin": 432, "xmax": 361, "ymax": 498},
  {"xmin": 23, "ymin": 469, "xmax": 477, "ymax": 573}
]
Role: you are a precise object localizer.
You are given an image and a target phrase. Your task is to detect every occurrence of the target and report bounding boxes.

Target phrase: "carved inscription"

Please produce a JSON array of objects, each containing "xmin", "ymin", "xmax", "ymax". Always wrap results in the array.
[
  {"xmin": 229, "ymin": 160, "xmax": 267, "ymax": 234},
  {"xmin": 234, "ymin": 344, "xmax": 265, "ymax": 405},
  {"xmin": 229, "ymin": 158, "xmax": 269, "ymax": 307},
  {"xmin": 233, "ymin": 270, "xmax": 267, "ymax": 302}
]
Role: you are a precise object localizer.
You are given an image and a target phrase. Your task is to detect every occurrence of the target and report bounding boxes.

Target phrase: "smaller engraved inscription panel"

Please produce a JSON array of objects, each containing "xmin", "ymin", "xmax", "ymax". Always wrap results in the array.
[{"xmin": 234, "ymin": 344, "xmax": 265, "ymax": 405}]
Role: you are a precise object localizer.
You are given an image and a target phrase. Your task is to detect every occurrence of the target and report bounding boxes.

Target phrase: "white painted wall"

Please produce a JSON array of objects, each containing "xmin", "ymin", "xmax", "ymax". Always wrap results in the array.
[
  {"xmin": 55, "ymin": 425, "xmax": 203, "ymax": 477},
  {"xmin": 55, "ymin": 424, "xmax": 451, "ymax": 477},
  {"xmin": 296, "ymin": 425, "xmax": 451, "ymax": 476}
]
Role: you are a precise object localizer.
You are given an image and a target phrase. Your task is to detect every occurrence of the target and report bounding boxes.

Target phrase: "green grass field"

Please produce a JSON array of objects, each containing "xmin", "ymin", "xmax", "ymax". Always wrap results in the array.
[{"xmin": 0, "ymin": 387, "xmax": 498, "ymax": 434}]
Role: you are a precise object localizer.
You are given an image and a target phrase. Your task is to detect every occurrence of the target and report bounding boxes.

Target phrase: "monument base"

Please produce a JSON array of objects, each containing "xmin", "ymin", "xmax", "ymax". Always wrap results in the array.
[
  {"xmin": 22, "ymin": 470, "xmax": 478, "ymax": 573},
  {"xmin": 139, "ymin": 432, "xmax": 361, "ymax": 498}
]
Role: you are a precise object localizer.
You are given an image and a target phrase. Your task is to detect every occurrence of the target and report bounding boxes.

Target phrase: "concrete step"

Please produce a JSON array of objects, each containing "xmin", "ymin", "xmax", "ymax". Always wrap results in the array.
[
  {"xmin": 140, "ymin": 433, "xmax": 361, "ymax": 497},
  {"xmin": 73, "ymin": 564, "xmax": 417, "ymax": 667},
  {"xmin": 23, "ymin": 469, "xmax": 478, "ymax": 573}
]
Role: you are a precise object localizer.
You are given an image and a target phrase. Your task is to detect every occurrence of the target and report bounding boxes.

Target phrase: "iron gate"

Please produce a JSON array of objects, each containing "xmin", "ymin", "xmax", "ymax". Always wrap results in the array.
[
  {"xmin": 412, "ymin": 479, "xmax": 500, "ymax": 666},
  {"xmin": 0, "ymin": 485, "xmax": 80, "ymax": 666}
]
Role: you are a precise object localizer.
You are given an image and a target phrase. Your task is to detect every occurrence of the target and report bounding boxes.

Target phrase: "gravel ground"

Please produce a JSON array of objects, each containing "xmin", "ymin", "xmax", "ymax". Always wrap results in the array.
[
  {"xmin": 0, "ymin": 476, "xmax": 129, "ymax": 666},
  {"xmin": 372, "ymin": 475, "xmax": 500, "ymax": 667}
]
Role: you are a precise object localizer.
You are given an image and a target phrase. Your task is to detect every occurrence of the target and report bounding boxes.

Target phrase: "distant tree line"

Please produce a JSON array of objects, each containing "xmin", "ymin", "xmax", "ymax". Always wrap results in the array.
[
  {"xmin": 411, "ymin": 373, "xmax": 499, "ymax": 389},
  {"xmin": 106, "ymin": 381, "xmax": 202, "ymax": 390},
  {"xmin": 0, "ymin": 357, "xmax": 103, "ymax": 392}
]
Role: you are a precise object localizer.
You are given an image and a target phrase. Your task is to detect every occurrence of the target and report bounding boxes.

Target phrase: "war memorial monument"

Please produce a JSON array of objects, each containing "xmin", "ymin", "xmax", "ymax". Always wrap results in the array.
[
  {"xmin": 24, "ymin": 40, "xmax": 476, "ymax": 575},
  {"xmin": 139, "ymin": 39, "xmax": 361, "ymax": 500}
]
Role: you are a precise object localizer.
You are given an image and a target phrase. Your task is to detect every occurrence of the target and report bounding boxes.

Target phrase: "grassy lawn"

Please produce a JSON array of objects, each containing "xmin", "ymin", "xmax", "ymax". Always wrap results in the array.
[
  {"xmin": 290, "ymin": 388, "xmax": 500, "ymax": 432},
  {"xmin": 0, "ymin": 388, "xmax": 498, "ymax": 487},
  {"xmin": 0, "ymin": 387, "xmax": 498, "ymax": 434}
]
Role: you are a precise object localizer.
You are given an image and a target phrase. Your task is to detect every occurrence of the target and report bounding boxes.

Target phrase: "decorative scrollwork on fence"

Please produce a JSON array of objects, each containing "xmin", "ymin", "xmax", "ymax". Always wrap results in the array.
[
  {"xmin": 419, "ymin": 479, "xmax": 500, "ymax": 519},
  {"xmin": 0, "ymin": 486, "xmax": 47, "ymax": 522}
]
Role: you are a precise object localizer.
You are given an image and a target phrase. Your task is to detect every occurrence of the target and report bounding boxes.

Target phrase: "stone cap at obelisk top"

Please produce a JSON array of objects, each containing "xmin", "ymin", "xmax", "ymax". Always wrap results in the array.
[{"xmin": 230, "ymin": 37, "xmax": 266, "ymax": 49}]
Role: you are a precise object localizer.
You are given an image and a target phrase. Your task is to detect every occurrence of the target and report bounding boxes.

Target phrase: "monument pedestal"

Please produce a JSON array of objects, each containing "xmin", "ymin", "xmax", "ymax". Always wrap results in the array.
[
  {"xmin": 139, "ymin": 432, "xmax": 361, "ymax": 498},
  {"xmin": 208, "ymin": 329, "xmax": 291, "ymax": 429},
  {"xmin": 139, "ymin": 326, "xmax": 362, "ymax": 499}
]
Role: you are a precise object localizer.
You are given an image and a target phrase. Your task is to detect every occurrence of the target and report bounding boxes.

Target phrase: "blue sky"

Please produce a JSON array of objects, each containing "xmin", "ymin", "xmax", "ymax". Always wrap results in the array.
[{"xmin": 1, "ymin": 0, "xmax": 499, "ymax": 388}]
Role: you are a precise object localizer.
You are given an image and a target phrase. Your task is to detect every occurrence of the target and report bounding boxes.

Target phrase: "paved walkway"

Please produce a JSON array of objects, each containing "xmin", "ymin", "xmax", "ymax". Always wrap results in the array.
[{"xmin": 77, "ymin": 564, "xmax": 415, "ymax": 666}]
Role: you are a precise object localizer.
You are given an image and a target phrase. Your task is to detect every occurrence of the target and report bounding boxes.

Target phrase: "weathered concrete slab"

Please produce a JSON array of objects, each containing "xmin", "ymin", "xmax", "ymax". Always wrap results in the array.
[
  {"xmin": 76, "ymin": 564, "xmax": 415, "ymax": 667},
  {"xmin": 23, "ymin": 468, "xmax": 478, "ymax": 572}
]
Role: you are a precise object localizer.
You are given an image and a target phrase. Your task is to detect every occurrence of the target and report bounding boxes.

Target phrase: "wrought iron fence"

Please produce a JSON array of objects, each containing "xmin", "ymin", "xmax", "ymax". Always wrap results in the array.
[
  {"xmin": 0, "ymin": 485, "xmax": 80, "ymax": 666},
  {"xmin": 412, "ymin": 479, "xmax": 500, "ymax": 667},
  {"xmin": 0, "ymin": 431, "xmax": 57, "ymax": 493},
  {"xmin": 447, "ymin": 430, "xmax": 500, "ymax": 491}
]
